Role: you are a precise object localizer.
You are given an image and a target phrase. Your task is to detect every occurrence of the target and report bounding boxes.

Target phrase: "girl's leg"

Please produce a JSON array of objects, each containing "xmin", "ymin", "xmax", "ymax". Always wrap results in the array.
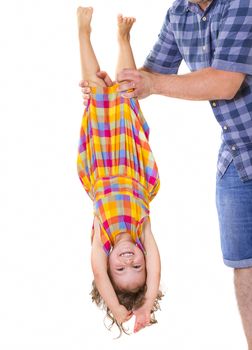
[
  {"xmin": 77, "ymin": 7, "xmax": 106, "ymax": 87},
  {"xmin": 116, "ymin": 15, "xmax": 137, "ymax": 79}
]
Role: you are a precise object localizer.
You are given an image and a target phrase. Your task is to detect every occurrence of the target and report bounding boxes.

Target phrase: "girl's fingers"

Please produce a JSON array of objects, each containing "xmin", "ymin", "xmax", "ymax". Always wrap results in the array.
[
  {"xmin": 125, "ymin": 314, "xmax": 133, "ymax": 321},
  {"xmin": 134, "ymin": 324, "xmax": 144, "ymax": 333},
  {"xmin": 125, "ymin": 311, "xmax": 133, "ymax": 321},
  {"xmin": 134, "ymin": 320, "xmax": 146, "ymax": 333}
]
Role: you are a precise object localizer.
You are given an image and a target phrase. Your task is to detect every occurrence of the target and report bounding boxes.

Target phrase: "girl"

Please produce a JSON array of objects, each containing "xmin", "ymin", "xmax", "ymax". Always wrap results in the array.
[{"xmin": 76, "ymin": 7, "xmax": 163, "ymax": 336}]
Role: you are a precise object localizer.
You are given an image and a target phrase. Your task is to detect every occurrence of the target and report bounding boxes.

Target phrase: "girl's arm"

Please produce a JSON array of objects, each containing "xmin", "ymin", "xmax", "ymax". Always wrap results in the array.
[
  {"xmin": 91, "ymin": 216, "xmax": 132, "ymax": 323},
  {"xmin": 133, "ymin": 218, "xmax": 161, "ymax": 332},
  {"xmin": 142, "ymin": 217, "xmax": 161, "ymax": 308}
]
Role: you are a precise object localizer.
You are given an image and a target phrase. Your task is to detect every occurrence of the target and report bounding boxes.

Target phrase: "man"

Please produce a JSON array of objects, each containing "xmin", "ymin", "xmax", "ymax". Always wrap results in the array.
[{"xmin": 79, "ymin": 0, "xmax": 252, "ymax": 347}]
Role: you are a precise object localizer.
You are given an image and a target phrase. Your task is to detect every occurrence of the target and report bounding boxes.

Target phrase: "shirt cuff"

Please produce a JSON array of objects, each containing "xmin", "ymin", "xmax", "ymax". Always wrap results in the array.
[
  {"xmin": 212, "ymin": 58, "xmax": 252, "ymax": 76},
  {"xmin": 143, "ymin": 61, "xmax": 179, "ymax": 75}
]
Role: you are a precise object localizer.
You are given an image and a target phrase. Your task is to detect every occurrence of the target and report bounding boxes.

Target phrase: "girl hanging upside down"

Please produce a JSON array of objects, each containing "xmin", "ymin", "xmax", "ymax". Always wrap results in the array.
[{"xmin": 76, "ymin": 6, "xmax": 163, "ymax": 336}]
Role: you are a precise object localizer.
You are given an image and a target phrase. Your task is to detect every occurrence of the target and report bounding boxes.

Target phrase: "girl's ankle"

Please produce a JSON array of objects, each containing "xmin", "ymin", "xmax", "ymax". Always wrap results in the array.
[{"xmin": 117, "ymin": 35, "xmax": 130, "ymax": 44}]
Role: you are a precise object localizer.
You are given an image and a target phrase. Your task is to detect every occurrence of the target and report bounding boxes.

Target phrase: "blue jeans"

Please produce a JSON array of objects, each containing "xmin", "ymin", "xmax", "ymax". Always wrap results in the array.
[{"xmin": 216, "ymin": 160, "xmax": 252, "ymax": 268}]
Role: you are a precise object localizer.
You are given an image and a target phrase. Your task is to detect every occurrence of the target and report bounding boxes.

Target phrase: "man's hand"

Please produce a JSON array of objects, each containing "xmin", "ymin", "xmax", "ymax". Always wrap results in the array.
[
  {"xmin": 79, "ymin": 71, "xmax": 114, "ymax": 106},
  {"xmin": 133, "ymin": 305, "xmax": 151, "ymax": 333},
  {"xmin": 117, "ymin": 68, "xmax": 154, "ymax": 100},
  {"xmin": 113, "ymin": 305, "xmax": 133, "ymax": 324}
]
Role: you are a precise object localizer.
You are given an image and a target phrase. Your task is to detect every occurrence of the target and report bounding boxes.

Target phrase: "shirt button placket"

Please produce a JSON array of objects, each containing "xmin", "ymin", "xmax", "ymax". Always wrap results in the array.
[{"xmin": 201, "ymin": 16, "xmax": 207, "ymax": 54}]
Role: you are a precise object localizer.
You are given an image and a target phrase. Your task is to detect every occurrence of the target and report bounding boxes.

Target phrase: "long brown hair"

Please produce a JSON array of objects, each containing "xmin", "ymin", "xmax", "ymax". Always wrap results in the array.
[{"xmin": 90, "ymin": 278, "xmax": 164, "ymax": 337}]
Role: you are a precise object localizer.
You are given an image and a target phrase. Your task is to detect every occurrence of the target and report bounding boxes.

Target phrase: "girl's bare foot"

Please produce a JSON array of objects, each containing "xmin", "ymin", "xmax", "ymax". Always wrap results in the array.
[
  {"xmin": 77, "ymin": 6, "xmax": 93, "ymax": 35},
  {"xmin": 117, "ymin": 14, "xmax": 136, "ymax": 41}
]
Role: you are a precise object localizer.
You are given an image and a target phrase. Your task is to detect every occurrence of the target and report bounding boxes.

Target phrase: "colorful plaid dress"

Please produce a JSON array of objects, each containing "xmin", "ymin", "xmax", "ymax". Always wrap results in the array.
[{"xmin": 77, "ymin": 83, "xmax": 160, "ymax": 255}]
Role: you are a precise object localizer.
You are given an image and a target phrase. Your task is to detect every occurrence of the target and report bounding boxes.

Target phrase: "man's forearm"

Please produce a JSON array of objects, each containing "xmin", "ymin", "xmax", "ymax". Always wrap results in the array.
[{"xmin": 141, "ymin": 66, "xmax": 245, "ymax": 101}]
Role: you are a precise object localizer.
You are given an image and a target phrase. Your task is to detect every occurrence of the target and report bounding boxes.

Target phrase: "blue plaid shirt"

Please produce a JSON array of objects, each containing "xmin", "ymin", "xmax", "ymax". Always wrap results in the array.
[{"xmin": 144, "ymin": 0, "xmax": 252, "ymax": 182}]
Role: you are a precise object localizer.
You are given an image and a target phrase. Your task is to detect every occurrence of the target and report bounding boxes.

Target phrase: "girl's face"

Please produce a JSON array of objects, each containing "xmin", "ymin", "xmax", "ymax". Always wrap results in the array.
[{"xmin": 108, "ymin": 240, "xmax": 146, "ymax": 291}]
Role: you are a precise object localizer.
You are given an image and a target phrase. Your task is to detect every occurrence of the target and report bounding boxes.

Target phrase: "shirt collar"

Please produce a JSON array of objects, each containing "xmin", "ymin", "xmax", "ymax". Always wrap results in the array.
[{"xmin": 186, "ymin": 0, "xmax": 216, "ymax": 15}]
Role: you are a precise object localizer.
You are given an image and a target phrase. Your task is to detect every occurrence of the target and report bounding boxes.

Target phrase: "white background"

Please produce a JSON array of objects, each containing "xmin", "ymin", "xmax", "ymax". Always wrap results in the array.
[{"xmin": 0, "ymin": 0, "xmax": 247, "ymax": 349}]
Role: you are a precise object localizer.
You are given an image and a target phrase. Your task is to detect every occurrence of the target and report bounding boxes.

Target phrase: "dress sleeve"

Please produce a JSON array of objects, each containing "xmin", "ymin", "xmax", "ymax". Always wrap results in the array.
[
  {"xmin": 211, "ymin": 0, "xmax": 252, "ymax": 75},
  {"xmin": 91, "ymin": 216, "xmax": 111, "ymax": 255},
  {"xmin": 143, "ymin": 8, "xmax": 183, "ymax": 74}
]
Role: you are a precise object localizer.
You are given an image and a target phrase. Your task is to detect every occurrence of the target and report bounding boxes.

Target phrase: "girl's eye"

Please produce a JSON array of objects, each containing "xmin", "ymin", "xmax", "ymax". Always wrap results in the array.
[
  {"xmin": 116, "ymin": 267, "xmax": 124, "ymax": 271},
  {"xmin": 133, "ymin": 265, "xmax": 141, "ymax": 269}
]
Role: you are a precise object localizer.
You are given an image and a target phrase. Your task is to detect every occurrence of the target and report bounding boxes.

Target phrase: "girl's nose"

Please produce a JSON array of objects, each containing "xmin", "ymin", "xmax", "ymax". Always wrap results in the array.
[{"xmin": 124, "ymin": 257, "xmax": 134, "ymax": 265}]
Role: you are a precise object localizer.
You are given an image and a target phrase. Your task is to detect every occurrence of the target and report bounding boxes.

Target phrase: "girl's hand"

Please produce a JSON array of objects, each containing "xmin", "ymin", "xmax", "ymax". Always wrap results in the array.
[
  {"xmin": 79, "ymin": 71, "xmax": 114, "ymax": 106},
  {"xmin": 133, "ymin": 305, "xmax": 151, "ymax": 333},
  {"xmin": 113, "ymin": 305, "xmax": 133, "ymax": 324}
]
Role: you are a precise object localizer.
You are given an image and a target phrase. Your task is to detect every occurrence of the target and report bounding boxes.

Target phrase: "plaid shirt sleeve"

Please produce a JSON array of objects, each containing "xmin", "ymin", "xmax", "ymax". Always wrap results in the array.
[
  {"xmin": 211, "ymin": 0, "xmax": 252, "ymax": 75},
  {"xmin": 143, "ymin": 9, "xmax": 183, "ymax": 74}
]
